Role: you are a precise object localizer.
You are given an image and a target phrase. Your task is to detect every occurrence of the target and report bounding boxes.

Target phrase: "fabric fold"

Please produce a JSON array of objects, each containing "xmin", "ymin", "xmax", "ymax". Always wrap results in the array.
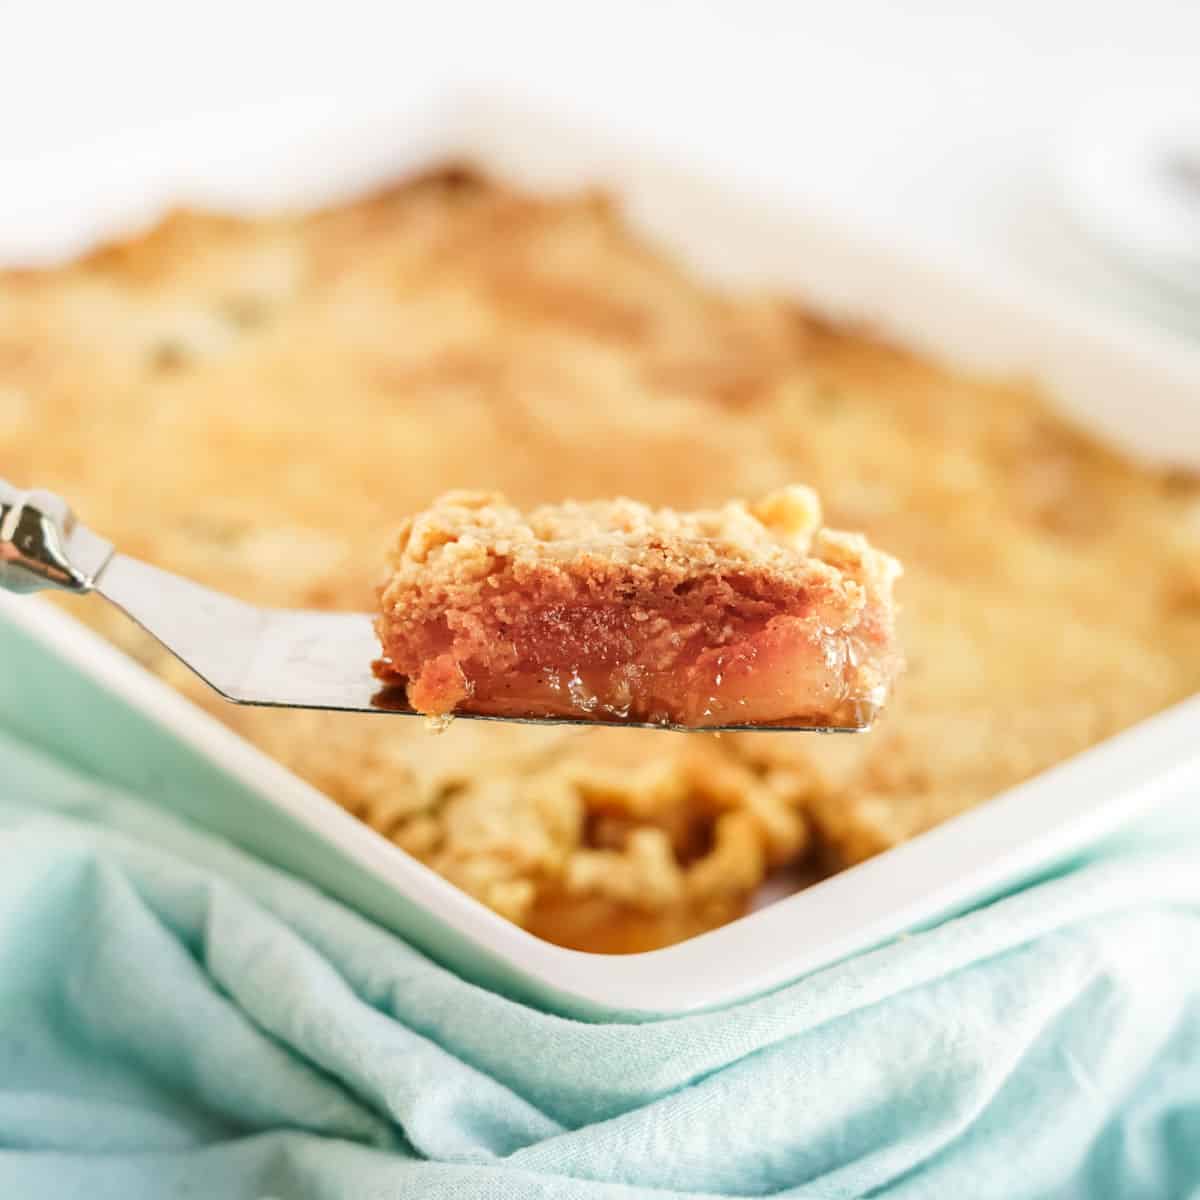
[{"xmin": 2, "ymin": 725, "xmax": 1198, "ymax": 1199}]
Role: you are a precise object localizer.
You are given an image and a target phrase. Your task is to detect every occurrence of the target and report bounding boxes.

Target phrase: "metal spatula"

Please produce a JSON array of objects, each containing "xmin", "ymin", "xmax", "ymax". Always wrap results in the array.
[{"xmin": 0, "ymin": 481, "xmax": 866, "ymax": 733}]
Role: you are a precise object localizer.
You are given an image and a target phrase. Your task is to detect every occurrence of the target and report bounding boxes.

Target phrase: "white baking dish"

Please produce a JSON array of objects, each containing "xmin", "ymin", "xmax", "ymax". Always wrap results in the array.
[{"xmin": 3, "ymin": 93, "xmax": 1199, "ymax": 1019}]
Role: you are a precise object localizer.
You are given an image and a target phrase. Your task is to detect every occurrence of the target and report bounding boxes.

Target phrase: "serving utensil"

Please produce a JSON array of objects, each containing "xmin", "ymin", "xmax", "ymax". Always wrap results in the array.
[{"xmin": 0, "ymin": 480, "xmax": 867, "ymax": 733}]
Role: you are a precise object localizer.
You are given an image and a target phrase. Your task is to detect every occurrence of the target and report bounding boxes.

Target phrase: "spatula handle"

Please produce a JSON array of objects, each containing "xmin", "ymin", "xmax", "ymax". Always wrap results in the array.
[{"xmin": 0, "ymin": 480, "xmax": 113, "ymax": 595}]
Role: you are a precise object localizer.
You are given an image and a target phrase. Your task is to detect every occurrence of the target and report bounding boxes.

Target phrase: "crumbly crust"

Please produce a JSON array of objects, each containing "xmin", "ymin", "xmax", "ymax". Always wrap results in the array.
[
  {"xmin": 388, "ymin": 485, "xmax": 827, "ymax": 569},
  {"xmin": 5, "ymin": 169, "xmax": 1198, "ymax": 951},
  {"xmin": 374, "ymin": 487, "xmax": 901, "ymax": 724}
]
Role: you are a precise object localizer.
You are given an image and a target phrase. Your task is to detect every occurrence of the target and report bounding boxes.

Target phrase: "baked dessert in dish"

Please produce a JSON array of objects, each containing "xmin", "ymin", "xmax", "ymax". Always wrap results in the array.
[
  {"xmin": 373, "ymin": 487, "xmax": 902, "ymax": 728},
  {"xmin": 5, "ymin": 169, "xmax": 1198, "ymax": 953}
]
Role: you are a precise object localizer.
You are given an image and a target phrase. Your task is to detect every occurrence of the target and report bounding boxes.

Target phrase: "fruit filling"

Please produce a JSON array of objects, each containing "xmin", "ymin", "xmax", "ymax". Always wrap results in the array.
[{"xmin": 375, "ymin": 487, "xmax": 902, "ymax": 729}]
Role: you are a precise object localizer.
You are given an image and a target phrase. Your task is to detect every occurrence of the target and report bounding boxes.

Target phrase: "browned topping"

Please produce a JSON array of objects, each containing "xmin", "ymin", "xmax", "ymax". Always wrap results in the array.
[
  {"xmin": 373, "ymin": 488, "xmax": 901, "ymax": 727},
  {"xmin": 5, "ymin": 169, "xmax": 1197, "ymax": 950}
]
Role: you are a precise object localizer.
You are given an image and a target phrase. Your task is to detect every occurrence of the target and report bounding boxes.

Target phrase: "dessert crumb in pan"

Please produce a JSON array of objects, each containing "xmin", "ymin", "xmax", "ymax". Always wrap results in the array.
[{"xmin": 6, "ymin": 168, "xmax": 1198, "ymax": 952}]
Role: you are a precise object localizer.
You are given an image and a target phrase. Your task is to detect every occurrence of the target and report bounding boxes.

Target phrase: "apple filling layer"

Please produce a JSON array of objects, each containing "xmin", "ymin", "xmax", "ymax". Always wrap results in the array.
[{"xmin": 375, "ymin": 488, "xmax": 902, "ymax": 728}]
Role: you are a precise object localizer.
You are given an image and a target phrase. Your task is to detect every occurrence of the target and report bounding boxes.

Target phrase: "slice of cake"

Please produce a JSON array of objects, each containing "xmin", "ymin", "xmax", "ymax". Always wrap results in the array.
[{"xmin": 374, "ymin": 487, "xmax": 903, "ymax": 730}]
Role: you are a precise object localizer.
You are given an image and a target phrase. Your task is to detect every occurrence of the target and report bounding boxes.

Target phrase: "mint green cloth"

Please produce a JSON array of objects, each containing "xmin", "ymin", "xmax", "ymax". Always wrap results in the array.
[{"xmin": 2, "ymin": 724, "xmax": 1199, "ymax": 1199}]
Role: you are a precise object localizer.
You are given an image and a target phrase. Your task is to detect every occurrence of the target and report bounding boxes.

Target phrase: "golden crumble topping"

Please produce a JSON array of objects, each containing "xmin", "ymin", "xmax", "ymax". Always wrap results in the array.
[
  {"xmin": 387, "ymin": 485, "xmax": 830, "ymax": 566},
  {"xmin": 3, "ymin": 168, "xmax": 1198, "ymax": 952},
  {"xmin": 373, "ymin": 487, "xmax": 902, "ymax": 727}
]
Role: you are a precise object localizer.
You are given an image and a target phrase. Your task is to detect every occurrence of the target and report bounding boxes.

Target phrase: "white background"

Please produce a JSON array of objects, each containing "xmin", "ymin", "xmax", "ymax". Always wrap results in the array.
[{"xmin": 2, "ymin": 0, "xmax": 1198, "ymax": 346}]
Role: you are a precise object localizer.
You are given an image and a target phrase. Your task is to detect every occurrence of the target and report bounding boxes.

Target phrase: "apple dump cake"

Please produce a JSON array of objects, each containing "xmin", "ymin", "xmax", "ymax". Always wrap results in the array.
[
  {"xmin": 2, "ymin": 169, "xmax": 1198, "ymax": 952},
  {"xmin": 374, "ymin": 488, "xmax": 902, "ymax": 728}
]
